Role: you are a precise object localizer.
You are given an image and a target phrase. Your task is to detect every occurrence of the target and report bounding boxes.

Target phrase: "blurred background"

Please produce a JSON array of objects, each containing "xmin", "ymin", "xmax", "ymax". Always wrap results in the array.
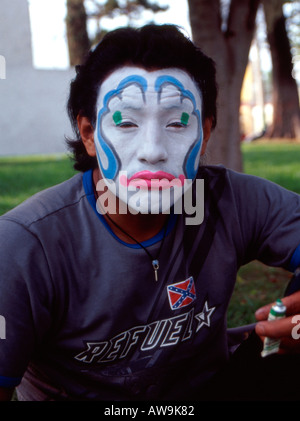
[{"xmin": 0, "ymin": 0, "xmax": 300, "ymax": 326}]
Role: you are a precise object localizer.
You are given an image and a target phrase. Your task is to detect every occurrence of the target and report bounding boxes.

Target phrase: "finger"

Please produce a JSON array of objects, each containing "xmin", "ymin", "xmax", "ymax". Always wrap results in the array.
[
  {"xmin": 281, "ymin": 291, "xmax": 300, "ymax": 316},
  {"xmin": 255, "ymin": 316, "xmax": 296, "ymax": 339},
  {"xmin": 255, "ymin": 303, "xmax": 273, "ymax": 321},
  {"xmin": 255, "ymin": 291, "xmax": 300, "ymax": 321}
]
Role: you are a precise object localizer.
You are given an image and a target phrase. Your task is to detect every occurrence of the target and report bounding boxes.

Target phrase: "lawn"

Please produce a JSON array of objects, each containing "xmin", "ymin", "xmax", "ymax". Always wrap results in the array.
[
  {"xmin": 241, "ymin": 140, "xmax": 300, "ymax": 194},
  {"xmin": 0, "ymin": 140, "xmax": 299, "ymax": 327},
  {"xmin": 0, "ymin": 154, "xmax": 76, "ymax": 215},
  {"xmin": 228, "ymin": 140, "xmax": 300, "ymax": 327}
]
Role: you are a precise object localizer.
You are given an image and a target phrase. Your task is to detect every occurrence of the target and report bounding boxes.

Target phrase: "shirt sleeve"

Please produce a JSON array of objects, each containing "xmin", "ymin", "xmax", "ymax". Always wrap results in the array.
[
  {"xmin": 0, "ymin": 219, "xmax": 54, "ymax": 387},
  {"xmin": 230, "ymin": 171, "xmax": 300, "ymax": 270}
]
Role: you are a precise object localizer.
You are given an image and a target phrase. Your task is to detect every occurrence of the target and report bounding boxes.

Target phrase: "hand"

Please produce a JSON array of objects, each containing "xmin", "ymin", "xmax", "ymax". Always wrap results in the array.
[{"xmin": 255, "ymin": 291, "xmax": 300, "ymax": 354}]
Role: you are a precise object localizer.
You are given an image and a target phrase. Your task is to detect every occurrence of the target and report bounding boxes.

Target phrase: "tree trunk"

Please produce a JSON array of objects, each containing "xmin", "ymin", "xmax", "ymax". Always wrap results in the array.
[
  {"xmin": 188, "ymin": 0, "xmax": 260, "ymax": 171},
  {"xmin": 263, "ymin": 0, "xmax": 300, "ymax": 138},
  {"xmin": 66, "ymin": 0, "xmax": 91, "ymax": 66}
]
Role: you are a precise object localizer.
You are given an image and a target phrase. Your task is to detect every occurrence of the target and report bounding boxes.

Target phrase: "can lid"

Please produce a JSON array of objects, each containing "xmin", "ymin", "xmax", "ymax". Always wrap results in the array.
[{"xmin": 270, "ymin": 299, "xmax": 286, "ymax": 316}]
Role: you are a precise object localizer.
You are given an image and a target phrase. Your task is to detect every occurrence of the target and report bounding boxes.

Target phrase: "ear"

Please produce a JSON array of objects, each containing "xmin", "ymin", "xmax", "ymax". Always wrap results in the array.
[
  {"xmin": 200, "ymin": 117, "xmax": 213, "ymax": 156},
  {"xmin": 77, "ymin": 115, "xmax": 96, "ymax": 157}
]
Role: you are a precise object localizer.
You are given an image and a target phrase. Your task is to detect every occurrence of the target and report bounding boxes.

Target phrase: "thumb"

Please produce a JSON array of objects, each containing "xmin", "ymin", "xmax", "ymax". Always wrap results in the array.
[{"xmin": 255, "ymin": 302, "xmax": 273, "ymax": 321}]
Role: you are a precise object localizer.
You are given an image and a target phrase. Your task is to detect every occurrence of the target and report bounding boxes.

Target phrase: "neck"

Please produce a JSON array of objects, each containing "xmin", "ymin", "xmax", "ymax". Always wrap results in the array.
[{"xmin": 93, "ymin": 169, "xmax": 169, "ymax": 243}]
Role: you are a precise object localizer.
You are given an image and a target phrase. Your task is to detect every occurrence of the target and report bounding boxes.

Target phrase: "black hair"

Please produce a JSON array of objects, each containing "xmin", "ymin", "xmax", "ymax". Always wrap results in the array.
[{"xmin": 66, "ymin": 24, "xmax": 217, "ymax": 172}]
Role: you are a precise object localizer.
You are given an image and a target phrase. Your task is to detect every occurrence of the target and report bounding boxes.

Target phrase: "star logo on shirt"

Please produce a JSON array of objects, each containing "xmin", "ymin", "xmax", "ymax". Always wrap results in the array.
[{"xmin": 194, "ymin": 301, "xmax": 216, "ymax": 332}]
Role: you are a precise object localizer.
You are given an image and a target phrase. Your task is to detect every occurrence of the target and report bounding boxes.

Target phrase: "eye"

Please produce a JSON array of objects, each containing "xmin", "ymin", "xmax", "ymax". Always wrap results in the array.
[
  {"xmin": 112, "ymin": 111, "xmax": 138, "ymax": 129},
  {"xmin": 166, "ymin": 122, "xmax": 186, "ymax": 129},
  {"xmin": 166, "ymin": 112, "xmax": 190, "ymax": 129},
  {"xmin": 117, "ymin": 121, "xmax": 138, "ymax": 129}
]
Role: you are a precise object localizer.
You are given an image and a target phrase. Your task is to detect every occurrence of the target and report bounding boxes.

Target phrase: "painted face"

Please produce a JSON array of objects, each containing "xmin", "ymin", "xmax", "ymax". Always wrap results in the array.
[{"xmin": 94, "ymin": 66, "xmax": 203, "ymax": 214}]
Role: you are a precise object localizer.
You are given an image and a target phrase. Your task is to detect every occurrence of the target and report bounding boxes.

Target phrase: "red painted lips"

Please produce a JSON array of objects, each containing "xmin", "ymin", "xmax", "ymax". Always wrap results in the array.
[{"xmin": 120, "ymin": 171, "xmax": 186, "ymax": 189}]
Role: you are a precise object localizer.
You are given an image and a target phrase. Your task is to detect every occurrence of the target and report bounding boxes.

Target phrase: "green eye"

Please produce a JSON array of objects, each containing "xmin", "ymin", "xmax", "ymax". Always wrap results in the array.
[
  {"xmin": 180, "ymin": 112, "xmax": 190, "ymax": 126},
  {"xmin": 113, "ymin": 111, "xmax": 123, "ymax": 125}
]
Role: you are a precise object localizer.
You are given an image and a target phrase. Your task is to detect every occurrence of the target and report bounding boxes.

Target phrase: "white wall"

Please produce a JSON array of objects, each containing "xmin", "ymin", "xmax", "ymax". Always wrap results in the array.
[{"xmin": 0, "ymin": 0, "xmax": 75, "ymax": 156}]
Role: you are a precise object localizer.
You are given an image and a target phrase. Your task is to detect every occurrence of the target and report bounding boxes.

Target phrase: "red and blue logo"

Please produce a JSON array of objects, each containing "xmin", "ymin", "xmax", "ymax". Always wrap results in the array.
[{"xmin": 167, "ymin": 277, "xmax": 196, "ymax": 310}]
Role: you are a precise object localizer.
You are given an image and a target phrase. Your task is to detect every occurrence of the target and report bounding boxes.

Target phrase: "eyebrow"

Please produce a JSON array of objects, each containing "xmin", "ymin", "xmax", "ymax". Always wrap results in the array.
[{"xmin": 112, "ymin": 102, "xmax": 142, "ymax": 111}]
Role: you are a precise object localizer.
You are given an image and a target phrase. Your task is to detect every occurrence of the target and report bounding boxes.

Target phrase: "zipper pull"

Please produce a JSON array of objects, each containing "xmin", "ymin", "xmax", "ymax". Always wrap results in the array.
[{"xmin": 152, "ymin": 260, "xmax": 159, "ymax": 282}]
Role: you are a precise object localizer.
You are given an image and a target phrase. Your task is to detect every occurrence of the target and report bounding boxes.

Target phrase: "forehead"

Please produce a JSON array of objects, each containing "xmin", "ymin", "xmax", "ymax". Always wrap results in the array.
[{"xmin": 97, "ymin": 66, "xmax": 202, "ymax": 105}]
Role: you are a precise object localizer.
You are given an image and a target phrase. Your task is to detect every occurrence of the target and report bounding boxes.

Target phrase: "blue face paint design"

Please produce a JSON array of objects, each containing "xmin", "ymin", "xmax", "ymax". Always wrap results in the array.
[
  {"xmin": 155, "ymin": 75, "xmax": 202, "ymax": 180},
  {"xmin": 97, "ymin": 72, "xmax": 202, "ymax": 182},
  {"xmin": 96, "ymin": 75, "xmax": 148, "ymax": 180}
]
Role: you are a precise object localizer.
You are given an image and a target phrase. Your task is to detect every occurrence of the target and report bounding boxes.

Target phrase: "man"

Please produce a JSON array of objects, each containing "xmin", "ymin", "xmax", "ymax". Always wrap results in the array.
[{"xmin": 0, "ymin": 24, "xmax": 300, "ymax": 401}]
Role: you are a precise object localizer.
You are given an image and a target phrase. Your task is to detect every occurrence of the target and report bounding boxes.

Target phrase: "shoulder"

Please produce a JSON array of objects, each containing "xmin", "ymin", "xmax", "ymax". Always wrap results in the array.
[
  {"xmin": 195, "ymin": 165, "xmax": 253, "ymax": 202},
  {"xmin": 0, "ymin": 172, "xmax": 85, "ymax": 230},
  {"xmin": 197, "ymin": 164, "xmax": 299, "ymax": 197},
  {"xmin": 196, "ymin": 165, "xmax": 300, "ymax": 222},
  {"xmin": 197, "ymin": 164, "xmax": 264, "ymax": 185}
]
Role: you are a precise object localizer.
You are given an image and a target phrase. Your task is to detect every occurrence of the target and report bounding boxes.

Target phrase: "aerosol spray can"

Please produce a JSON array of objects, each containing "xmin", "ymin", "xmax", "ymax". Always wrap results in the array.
[{"xmin": 261, "ymin": 299, "xmax": 286, "ymax": 357}]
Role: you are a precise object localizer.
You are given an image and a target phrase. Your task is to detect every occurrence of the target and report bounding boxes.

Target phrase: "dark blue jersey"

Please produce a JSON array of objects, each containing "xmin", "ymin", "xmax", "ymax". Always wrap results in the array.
[{"xmin": 0, "ymin": 166, "xmax": 300, "ymax": 400}]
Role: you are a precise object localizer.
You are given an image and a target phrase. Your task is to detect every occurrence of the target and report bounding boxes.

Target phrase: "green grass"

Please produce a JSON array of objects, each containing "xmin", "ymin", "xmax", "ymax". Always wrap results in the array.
[
  {"xmin": 227, "ymin": 261, "xmax": 292, "ymax": 328},
  {"xmin": 0, "ymin": 142, "xmax": 299, "ymax": 328},
  {"xmin": 227, "ymin": 140, "xmax": 300, "ymax": 328},
  {"xmin": 0, "ymin": 154, "xmax": 76, "ymax": 215},
  {"xmin": 241, "ymin": 141, "xmax": 300, "ymax": 194}
]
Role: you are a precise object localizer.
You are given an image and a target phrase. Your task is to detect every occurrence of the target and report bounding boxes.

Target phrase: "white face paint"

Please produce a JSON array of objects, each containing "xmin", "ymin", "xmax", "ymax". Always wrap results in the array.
[{"xmin": 94, "ymin": 66, "xmax": 203, "ymax": 214}]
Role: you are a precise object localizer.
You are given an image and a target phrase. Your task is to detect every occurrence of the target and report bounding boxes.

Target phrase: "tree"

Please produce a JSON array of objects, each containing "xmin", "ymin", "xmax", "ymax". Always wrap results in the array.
[
  {"xmin": 66, "ymin": 0, "xmax": 168, "ymax": 65},
  {"xmin": 262, "ymin": 0, "xmax": 300, "ymax": 138},
  {"xmin": 66, "ymin": 0, "xmax": 91, "ymax": 66},
  {"xmin": 188, "ymin": 0, "xmax": 260, "ymax": 171}
]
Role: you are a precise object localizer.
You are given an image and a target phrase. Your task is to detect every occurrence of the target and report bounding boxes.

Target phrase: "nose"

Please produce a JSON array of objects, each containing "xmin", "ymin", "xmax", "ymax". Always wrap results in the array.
[{"xmin": 137, "ymin": 125, "xmax": 168, "ymax": 165}]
